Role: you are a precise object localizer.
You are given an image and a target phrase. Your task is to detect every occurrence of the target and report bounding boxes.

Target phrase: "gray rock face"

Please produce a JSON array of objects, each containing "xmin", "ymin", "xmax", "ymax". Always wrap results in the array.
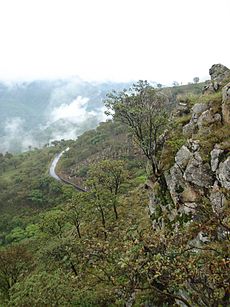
[
  {"xmin": 192, "ymin": 103, "xmax": 210, "ymax": 115},
  {"xmin": 209, "ymin": 64, "xmax": 230, "ymax": 83},
  {"xmin": 209, "ymin": 181, "xmax": 225, "ymax": 214},
  {"xmin": 182, "ymin": 109, "xmax": 201, "ymax": 136},
  {"xmin": 203, "ymin": 64, "xmax": 230, "ymax": 94},
  {"xmin": 222, "ymin": 82, "xmax": 230, "ymax": 124},
  {"xmin": 183, "ymin": 153, "xmax": 213, "ymax": 188},
  {"xmin": 182, "ymin": 102, "xmax": 219, "ymax": 136},
  {"xmin": 175, "ymin": 145, "xmax": 192, "ymax": 169},
  {"xmin": 182, "ymin": 105, "xmax": 209, "ymax": 136},
  {"xmin": 183, "ymin": 121, "xmax": 196, "ymax": 136},
  {"xmin": 217, "ymin": 156, "xmax": 230, "ymax": 189},
  {"xmin": 197, "ymin": 110, "xmax": 221, "ymax": 130},
  {"xmin": 166, "ymin": 164, "xmax": 184, "ymax": 205},
  {"xmin": 222, "ymin": 82, "xmax": 230, "ymax": 101},
  {"xmin": 210, "ymin": 147, "xmax": 224, "ymax": 172}
]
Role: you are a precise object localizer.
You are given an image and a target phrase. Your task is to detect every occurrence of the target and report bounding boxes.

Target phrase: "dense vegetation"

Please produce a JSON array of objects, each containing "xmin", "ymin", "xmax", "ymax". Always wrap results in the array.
[{"xmin": 0, "ymin": 79, "xmax": 229, "ymax": 306}]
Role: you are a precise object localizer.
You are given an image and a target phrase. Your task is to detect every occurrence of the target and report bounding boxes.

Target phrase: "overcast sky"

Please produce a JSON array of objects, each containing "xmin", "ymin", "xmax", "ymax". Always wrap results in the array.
[{"xmin": 0, "ymin": 0, "xmax": 229, "ymax": 85}]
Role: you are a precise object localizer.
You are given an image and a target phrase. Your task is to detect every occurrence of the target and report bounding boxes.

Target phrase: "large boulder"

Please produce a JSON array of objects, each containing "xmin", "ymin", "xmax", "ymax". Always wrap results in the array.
[
  {"xmin": 175, "ymin": 145, "xmax": 192, "ymax": 170},
  {"xmin": 197, "ymin": 109, "xmax": 221, "ymax": 130},
  {"xmin": 192, "ymin": 102, "xmax": 210, "ymax": 115},
  {"xmin": 183, "ymin": 152, "xmax": 214, "ymax": 188},
  {"xmin": 217, "ymin": 156, "xmax": 230, "ymax": 189},
  {"xmin": 210, "ymin": 146, "xmax": 224, "ymax": 172},
  {"xmin": 166, "ymin": 164, "xmax": 185, "ymax": 205},
  {"xmin": 203, "ymin": 64, "xmax": 230, "ymax": 94},
  {"xmin": 209, "ymin": 181, "xmax": 225, "ymax": 215},
  {"xmin": 209, "ymin": 64, "xmax": 230, "ymax": 83},
  {"xmin": 182, "ymin": 103, "xmax": 212, "ymax": 136}
]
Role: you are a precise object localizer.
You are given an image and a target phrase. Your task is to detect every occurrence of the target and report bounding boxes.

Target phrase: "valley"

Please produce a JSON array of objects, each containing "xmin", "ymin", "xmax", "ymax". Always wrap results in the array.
[{"xmin": 0, "ymin": 65, "xmax": 229, "ymax": 306}]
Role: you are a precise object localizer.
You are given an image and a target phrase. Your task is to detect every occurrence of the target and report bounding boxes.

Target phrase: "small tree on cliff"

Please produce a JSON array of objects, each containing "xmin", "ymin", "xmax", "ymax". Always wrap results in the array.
[{"xmin": 105, "ymin": 81, "xmax": 170, "ymax": 186}]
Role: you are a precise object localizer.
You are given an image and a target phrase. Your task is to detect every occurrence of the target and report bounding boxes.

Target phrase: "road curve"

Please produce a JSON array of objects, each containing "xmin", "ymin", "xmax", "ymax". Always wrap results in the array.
[
  {"xmin": 49, "ymin": 147, "xmax": 86, "ymax": 192},
  {"xmin": 49, "ymin": 147, "xmax": 70, "ymax": 181}
]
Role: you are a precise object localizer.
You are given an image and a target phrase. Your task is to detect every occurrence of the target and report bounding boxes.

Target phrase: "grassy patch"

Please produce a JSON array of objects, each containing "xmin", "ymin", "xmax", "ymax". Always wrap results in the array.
[{"xmin": 197, "ymin": 125, "xmax": 230, "ymax": 162}]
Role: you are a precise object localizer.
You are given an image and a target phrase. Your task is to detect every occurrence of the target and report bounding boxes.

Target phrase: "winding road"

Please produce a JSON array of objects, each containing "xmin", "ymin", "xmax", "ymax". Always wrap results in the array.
[
  {"xmin": 49, "ymin": 147, "xmax": 86, "ymax": 192},
  {"xmin": 49, "ymin": 147, "xmax": 70, "ymax": 181}
]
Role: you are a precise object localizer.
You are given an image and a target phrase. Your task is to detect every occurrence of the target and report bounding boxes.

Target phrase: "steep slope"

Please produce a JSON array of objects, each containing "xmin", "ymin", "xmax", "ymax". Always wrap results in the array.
[{"xmin": 0, "ymin": 67, "xmax": 229, "ymax": 306}]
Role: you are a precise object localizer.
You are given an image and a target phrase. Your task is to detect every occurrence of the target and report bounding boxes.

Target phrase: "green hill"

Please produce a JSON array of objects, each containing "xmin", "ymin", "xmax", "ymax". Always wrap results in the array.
[{"xmin": 0, "ymin": 65, "xmax": 229, "ymax": 306}]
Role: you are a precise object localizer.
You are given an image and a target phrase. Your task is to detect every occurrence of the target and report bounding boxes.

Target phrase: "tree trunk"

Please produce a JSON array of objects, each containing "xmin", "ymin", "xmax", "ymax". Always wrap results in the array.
[
  {"xmin": 98, "ymin": 204, "xmax": 107, "ymax": 240},
  {"xmin": 113, "ymin": 199, "xmax": 118, "ymax": 220},
  {"xmin": 76, "ymin": 224, "xmax": 81, "ymax": 239}
]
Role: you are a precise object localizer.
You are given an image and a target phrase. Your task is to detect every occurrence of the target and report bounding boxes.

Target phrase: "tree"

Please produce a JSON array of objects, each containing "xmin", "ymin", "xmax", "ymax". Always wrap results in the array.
[
  {"xmin": 105, "ymin": 81, "xmax": 170, "ymax": 192},
  {"xmin": 193, "ymin": 76, "xmax": 199, "ymax": 84},
  {"xmin": 10, "ymin": 270, "xmax": 77, "ymax": 306},
  {"xmin": 87, "ymin": 160, "xmax": 127, "ymax": 219},
  {"xmin": 39, "ymin": 209, "xmax": 67, "ymax": 238},
  {"xmin": 65, "ymin": 192, "xmax": 90, "ymax": 239},
  {"xmin": 86, "ymin": 178, "xmax": 109, "ymax": 240},
  {"xmin": 157, "ymin": 83, "xmax": 162, "ymax": 88},
  {"xmin": 172, "ymin": 81, "xmax": 179, "ymax": 87},
  {"xmin": 0, "ymin": 245, "xmax": 33, "ymax": 301}
]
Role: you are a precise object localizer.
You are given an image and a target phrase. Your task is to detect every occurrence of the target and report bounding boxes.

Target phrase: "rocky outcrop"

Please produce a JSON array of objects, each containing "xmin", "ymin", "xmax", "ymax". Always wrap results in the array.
[
  {"xmin": 166, "ymin": 140, "xmax": 213, "ymax": 208},
  {"xmin": 164, "ymin": 140, "xmax": 229, "ymax": 229},
  {"xmin": 149, "ymin": 64, "xmax": 230, "ymax": 235},
  {"xmin": 183, "ymin": 102, "xmax": 222, "ymax": 136},
  {"xmin": 183, "ymin": 65, "xmax": 230, "ymax": 136},
  {"xmin": 216, "ymin": 156, "xmax": 230, "ymax": 189},
  {"xmin": 222, "ymin": 81, "xmax": 230, "ymax": 124},
  {"xmin": 175, "ymin": 145, "xmax": 192, "ymax": 169},
  {"xmin": 209, "ymin": 64, "xmax": 230, "ymax": 84},
  {"xmin": 210, "ymin": 146, "xmax": 224, "ymax": 172},
  {"xmin": 197, "ymin": 109, "xmax": 221, "ymax": 131},
  {"xmin": 210, "ymin": 181, "xmax": 225, "ymax": 215},
  {"xmin": 192, "ymin": 102, "xmax": 210, "ymax": 115},
  {"xmin": 203, "ymin": 64, "xmax": 230, "ymax": 94},
  {"xmin": 183, "ymin": 152, "xmax": 213, "ymax": 188}
]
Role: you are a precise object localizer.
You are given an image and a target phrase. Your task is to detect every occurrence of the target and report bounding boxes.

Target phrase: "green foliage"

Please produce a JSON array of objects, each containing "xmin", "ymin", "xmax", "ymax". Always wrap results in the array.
[
  {"xmin": 0, "ymin": 245, "xmax": 33, "ymax": 301},
  {"xmin": 39, "ymin": 209, "xmax": 67, "ymax": 237},
  {"xmin": 105, "ymin": 80, "xmax": 170, "ymax": 178},
  {"xmin": 28, "ymin": 189, "xmax": 45, "ymax": 205},
  {"xmin": 5, "ymin": 227, "xmax": 26, "ymax": 243},
  {"xmin": 0, "ymin": 80, "xmax": 230, "ymax": 306},
  {"xmin": 10, "ymin": 270, "xmax": 77, "ymax": 306}
]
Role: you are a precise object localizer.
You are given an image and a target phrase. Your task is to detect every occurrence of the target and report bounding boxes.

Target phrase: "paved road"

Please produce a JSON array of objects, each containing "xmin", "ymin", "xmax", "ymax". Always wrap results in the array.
[
  {"xmin": 49, "ymin": 147, "xmax": 70, "ymax": 181},
  {"xmin": 49, "ymin": 147, "xmax": 86, "ymax": 192}
]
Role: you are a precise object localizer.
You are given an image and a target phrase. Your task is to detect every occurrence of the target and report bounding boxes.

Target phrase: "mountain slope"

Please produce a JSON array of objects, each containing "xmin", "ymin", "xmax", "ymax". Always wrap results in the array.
[{"xmin": 0, "ymin": 66, "xmax": 229, "ymax": 306}]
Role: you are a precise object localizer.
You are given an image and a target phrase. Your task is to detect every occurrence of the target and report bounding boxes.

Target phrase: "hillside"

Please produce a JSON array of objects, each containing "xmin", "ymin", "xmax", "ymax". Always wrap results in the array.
[{"xmin": 0, "ymin": 65, "xmax": 229, "ymax": 306}]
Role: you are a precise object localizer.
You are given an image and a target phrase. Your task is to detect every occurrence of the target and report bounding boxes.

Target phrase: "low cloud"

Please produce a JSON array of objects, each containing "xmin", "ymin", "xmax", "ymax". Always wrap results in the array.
[
  {"xmin": 0, "ymin": 79, "xmax": 114, "ymax": 153},
  {"xmin": 50, "ymin": 96, "xmax": 92, "ymax": 124},
  {"xmin": 47, "ymin": 95, "xmax": 107, "ymax": 142},
  {"xmin": 5, "ymin": 117, "xmax": 24, "ymax": 135},
  {"xmin": 0, "ymin": 117, "xmax": 39, "ymax": 153}
]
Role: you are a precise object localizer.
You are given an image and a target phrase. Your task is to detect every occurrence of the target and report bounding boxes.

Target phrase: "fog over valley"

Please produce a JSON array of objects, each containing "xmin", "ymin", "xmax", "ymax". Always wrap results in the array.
[{"xmin": 0, "ymin": 78, "xmax": 130, "ymax": 153}]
